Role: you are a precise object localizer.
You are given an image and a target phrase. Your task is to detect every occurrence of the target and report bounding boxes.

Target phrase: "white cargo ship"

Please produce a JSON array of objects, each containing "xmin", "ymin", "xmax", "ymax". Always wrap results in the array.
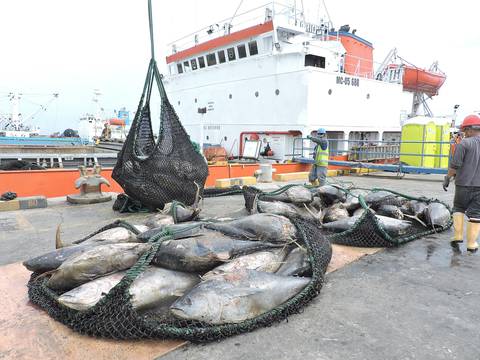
[{"xmin": 163, "ymin": 1, "xmax": 446, "ymax": 161}]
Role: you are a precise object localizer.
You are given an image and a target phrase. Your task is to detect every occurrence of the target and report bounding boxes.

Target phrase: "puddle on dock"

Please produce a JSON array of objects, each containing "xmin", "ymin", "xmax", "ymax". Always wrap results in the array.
[{"xmin": 411, "ymin": 235, "xmax": 477, "ymax": 268}]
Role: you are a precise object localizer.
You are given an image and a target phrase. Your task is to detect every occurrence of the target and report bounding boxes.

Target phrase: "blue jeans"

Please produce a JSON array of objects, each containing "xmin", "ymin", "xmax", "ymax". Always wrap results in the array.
[{"xmin": 308, "ymin": 165, "xmax": 327, "ymax": 186}]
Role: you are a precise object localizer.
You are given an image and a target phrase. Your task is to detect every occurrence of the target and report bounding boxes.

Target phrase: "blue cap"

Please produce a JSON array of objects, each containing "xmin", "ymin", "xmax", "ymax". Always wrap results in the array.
[{"xmin": 317, "ymin": 128, "xmax": 326, "ymax": 135}]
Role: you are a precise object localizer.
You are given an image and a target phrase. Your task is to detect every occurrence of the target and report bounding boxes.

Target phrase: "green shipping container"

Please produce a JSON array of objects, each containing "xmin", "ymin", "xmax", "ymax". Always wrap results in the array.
[{"xmin": 400, "ymin": 117, "xmax": 437, "ymax": 168}]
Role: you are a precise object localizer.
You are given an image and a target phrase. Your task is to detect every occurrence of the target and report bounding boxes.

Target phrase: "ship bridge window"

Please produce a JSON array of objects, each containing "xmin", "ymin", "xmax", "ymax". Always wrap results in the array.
[
  {"xmin": 177, "ymin": 63, "xmax": 184, "ymax": 74},
  {"xmin": 218, "ymin": 50, "xmax": 226, "ymax": 63},
  {"xmin": 206, "ymin": 53, "xmax": 217, "ymax": 66},
  {"xmin": 227, "ymin": 47, "xmax": 236, "ymax": 61},
  {"xmin": 198, "ymin": 56, "xmax": 206, "ymax": 68},
  {"xmin": 248, "ymin": 41, "xmax": 258, "ymax": 56},
  {"xmin": 305, "ymin": 55, "xmax": 325, "ymax": 69},
  {"xmin": 237, "ymin": 44, "xmax": 247, "ymax": 59},
  {"xmin": 191, "ymin": 58, "xmax": 198, "ymax": 70},
  {"xmin": 183, "ymin": 61, "xmax": 190, "ymax": 72}
]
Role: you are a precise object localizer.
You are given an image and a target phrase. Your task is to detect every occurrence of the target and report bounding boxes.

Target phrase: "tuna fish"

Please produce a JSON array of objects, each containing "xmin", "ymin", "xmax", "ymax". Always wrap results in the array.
[
  {"xmin": 401, "ymin": 200, "xmax": 428, "ymax": 217},
  {"xmin": 313, "ymin": 185, "xmax": 347, "ymax": 205},
  {"xmin": 57, "ymin": 267, "xmax": 199, "ymax": 311},
  {"xmin": 75, "ymin": 227, "xmax": 140, "ymax": 246},
  {"xmin": 137, "ymin": 222, "xmax": 204, "ymax": 242},
  {"xmin": 144, "ymin": 214, "xmax": 175, "ymax": 229},
  {"xmin": 322, "ymin": 203, "xmax": 349, "ymax": 223},
  {"xmin": 400, "ymin": 200, "xmax": 429, "ymax": 227},
  {"xmin": 47, "ymin": 243, "xmax": 151, "ymax": 291},
  {"xmin": 202, "ymin": 248, "xmax": 287, "ymax": 279},
  {"xmin": 322, "ymin": 215, "xmax": 411, "ymax": 237},
  {"xmin": 310, "ymin": 196, "xmax": 324, "ymax": 211},
  {"xmin": 343, "ymin": 189, "xmax": 369, "ymax": 212},
  {"xmin": 257, "ymin": 201, "xmax": 320, "ymax": 222},
  {"xmin": 365, "ymin": 191, "xmax": 402, "ymax": 209},
  {"xmin": 276, "ymin": 247, "xmax": 311, "ymax": 276},
  {"xmin": 424, "ymin": 202, "xmax": 451, "ymax": 228},
  {"xmin": 352, "ymin": 207, "xmax": 375, "ymax": 217},
  {"xmin": 152, "ymin": 230, "xmax": 282, "ymax": 273},
  {"xmin": 376, "ymin": 205, "xmax": 404, "ymax": 220},
  {"xmin": 170, "ymin": 270, "xmax": 310, "ymax": 324},
  {"xmin": 23, "ymin": 244, "xmax": 93, "ymax": 273},
  {"xmin": 257, "ymin": 200, "xmax": 300, "ymax": 218},
  {"xmin": 374, "ymin": 215, "xmax": 412, "ymax": 236},
  {"xmin": 204, "ymin": 214, "xmax": 296, "ymax": 243},
  {"xmin": 265, "ymin": 185, "xmax": 313, "ymax": 204}
]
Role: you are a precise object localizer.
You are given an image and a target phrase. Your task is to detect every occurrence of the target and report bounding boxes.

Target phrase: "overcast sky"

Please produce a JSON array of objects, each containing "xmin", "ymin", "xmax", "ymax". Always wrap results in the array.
[{"xmin": 1, "ymin": 0, "xmax": 479, "ymax": 133}]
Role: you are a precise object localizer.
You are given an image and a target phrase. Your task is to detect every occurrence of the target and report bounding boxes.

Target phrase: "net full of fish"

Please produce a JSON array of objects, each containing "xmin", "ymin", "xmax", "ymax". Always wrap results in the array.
[
  {"xmin": 253, "ymin": 185, "xmax": 452, "ymax": 244},
  {"xmin": 24, "ymin": 213, "xmax": 319, "ymax": 333}
]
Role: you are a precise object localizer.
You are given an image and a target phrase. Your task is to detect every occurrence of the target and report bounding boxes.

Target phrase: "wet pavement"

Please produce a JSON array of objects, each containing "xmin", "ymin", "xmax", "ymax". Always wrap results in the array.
[
  {"xmin": 1, "ymin": 172, "xmax": 479, "ymax": 360},
  {"xmin": 164, "ymin": 235, "xmax": 480, "ymax": 360},
  {"xmin": 160, "ymin": 174, "xmax": 480, "ymax": 360}
]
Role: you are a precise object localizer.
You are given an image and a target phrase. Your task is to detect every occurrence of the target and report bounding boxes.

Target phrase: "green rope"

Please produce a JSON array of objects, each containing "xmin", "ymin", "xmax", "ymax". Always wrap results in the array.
[{"xmin": 73, "ymin": 220, "xmax": 141, "ymax": 245}]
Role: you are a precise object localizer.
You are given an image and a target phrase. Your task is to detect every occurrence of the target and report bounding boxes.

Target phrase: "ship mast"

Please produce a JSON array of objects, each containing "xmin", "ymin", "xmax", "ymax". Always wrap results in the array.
[
  {"xmin": 0, "ymin": 92, "xmax": 58, "ymax": 134},
  {"xmin": 10, "ymin": 92, "xmax": 21, "ymax": 131}
]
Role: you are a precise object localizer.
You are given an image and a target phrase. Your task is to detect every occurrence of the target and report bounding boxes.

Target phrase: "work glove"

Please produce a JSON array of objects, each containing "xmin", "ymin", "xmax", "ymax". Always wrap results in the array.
[{"xmin": 442, "ymin": 175, "xmax": 451, "ymax": 192}]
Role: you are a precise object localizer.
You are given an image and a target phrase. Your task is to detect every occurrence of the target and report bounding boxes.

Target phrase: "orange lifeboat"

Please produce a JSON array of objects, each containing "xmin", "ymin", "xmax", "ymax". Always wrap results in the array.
[
  {"xmin": 402, "ymin": 66, "xmax": 446, "ymax": 97},
  {"xmin": 108, "ymin": 118, "xmax": 126, "ymax": 126}
]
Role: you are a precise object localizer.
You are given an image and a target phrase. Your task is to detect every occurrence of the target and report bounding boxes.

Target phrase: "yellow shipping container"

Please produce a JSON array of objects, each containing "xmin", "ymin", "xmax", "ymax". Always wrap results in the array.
[
  {"xmin": 434, "ymin": 120, "xmax": 451, "ymax": 169},
  {"xmin": 400, "ymin": 117, "xmax": 437, "ymax": 168}
]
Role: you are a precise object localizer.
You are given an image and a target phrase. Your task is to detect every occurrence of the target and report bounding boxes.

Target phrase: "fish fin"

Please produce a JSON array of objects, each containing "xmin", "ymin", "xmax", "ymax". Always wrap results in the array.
[
  {"xmin": 172, "ymin": 290, "xmax": 186, "ymax": 297},
  {"xmin": 34, "ymin": 269, "xmax": 58, "ymax": 280},
  {"xmin": 193, "ymin": 181, "xmax": 201, "ymax": 208},
  {"xmin": 55, "ymin": 224, "xmax": 63, "ymax": 249},
  {"xmin": 404, "ymin": 214, "xmax": 427, "ymax": 228},
  {"xmin": 303, "ymin": 203, "xmax": 317, "ymax": 219},
  {"xmin": 217, "ymin": 252, "xmax": 231, "ymax": 261}
]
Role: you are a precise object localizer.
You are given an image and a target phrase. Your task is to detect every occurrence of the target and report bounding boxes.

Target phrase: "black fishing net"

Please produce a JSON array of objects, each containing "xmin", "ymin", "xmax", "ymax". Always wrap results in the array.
[
  {"xmin": 112, "ymin": 59, "xmax": 209, "ymax": 210},
  {"xmin": 27, "ymin": 216, "xmax": 332, "ymax": 342},
  {"xmin": 247, "ymin": 185, "xmax": 453, "ymax": 248}
]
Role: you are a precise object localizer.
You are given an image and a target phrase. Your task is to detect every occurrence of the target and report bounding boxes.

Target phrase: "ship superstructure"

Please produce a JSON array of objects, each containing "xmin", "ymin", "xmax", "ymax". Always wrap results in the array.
[{"xmin": 163, "ymin": 1, "xmax": 446, "ymax": 160}]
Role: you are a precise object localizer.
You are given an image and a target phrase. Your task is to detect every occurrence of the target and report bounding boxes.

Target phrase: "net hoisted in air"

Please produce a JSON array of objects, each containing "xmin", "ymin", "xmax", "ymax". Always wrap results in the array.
[{"xmin": 112, "ymin": 0, "xmax": 208, "ymax": 210}]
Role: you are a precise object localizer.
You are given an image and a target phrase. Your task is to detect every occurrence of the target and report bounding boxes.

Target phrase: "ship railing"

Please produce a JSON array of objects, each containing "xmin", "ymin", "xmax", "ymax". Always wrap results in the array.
[
  {"xmin": 167, "ymin": 1, "xmax": 327, "ymax": 55},
  {"xmin": 292, "ymin": 137, "xmax": 453, "ymax": 175},
  {"xmin": 0, "ymin": 152, "xmax": 118, "ymax": 169}
]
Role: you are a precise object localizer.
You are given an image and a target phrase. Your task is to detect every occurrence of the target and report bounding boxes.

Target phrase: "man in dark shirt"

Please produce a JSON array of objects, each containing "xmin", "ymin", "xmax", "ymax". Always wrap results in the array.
[{"xmin": 444, "ymin": 114, "xmax": 480, "ymax": 252}]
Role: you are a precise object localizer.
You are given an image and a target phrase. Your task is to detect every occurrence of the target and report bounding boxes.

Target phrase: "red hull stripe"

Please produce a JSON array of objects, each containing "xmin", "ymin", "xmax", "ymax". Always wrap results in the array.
[{"xmin": 166, "ymin": 21, "xmax": 274, "ymax": 64}]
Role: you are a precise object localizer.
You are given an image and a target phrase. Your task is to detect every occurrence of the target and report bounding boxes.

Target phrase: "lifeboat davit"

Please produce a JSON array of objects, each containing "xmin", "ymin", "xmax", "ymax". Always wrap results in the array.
[{"xmin": 402, "ymin": 66, "xmax": 446, "ymax": 97}]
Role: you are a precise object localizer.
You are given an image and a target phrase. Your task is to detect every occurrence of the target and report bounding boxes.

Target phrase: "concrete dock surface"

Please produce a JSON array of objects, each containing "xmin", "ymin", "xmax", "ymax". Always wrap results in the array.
[{"xmin": 0, "ymin": 173, "xmax": 478, "ymax": 360}]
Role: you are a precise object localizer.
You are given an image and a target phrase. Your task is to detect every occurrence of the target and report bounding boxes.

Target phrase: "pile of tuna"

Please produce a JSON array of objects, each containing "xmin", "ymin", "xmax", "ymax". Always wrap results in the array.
[
  {"xmin": 24, "ymin": 213, "xmax": 319, "ymax": 326},
  {"xmin": 23, "ymin": 184, "xmax": 451, "ymax": 340},
  {"xmin": 252, "ymin": 185, "xmax": 452, "ymax": 238}
]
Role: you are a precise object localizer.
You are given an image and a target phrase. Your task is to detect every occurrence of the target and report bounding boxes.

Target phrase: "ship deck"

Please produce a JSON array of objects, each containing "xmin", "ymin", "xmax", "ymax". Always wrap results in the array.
[{"xmin": 1, "ymin": 174, "xmax": 478, "ymax": 360}]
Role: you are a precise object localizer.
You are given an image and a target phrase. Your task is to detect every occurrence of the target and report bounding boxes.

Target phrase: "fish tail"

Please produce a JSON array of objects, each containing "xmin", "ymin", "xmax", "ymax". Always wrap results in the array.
[
  {"xmin": 55, "ymin": 224, "xmax": 64, "ymax": 249},
  {"xmin": 404, "ymin": 214, "xmax": 427, "ymax": 228}
]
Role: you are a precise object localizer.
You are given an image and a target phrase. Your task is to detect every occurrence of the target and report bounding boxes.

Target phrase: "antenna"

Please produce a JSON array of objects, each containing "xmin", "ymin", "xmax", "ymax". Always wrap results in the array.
[
  {"xmin": 321, "ymin": 0, "xmax": 334, "ymax": 29},
  {"xmin": 227, "ymin": 0, "xmax": 244, "ymax": 35}
]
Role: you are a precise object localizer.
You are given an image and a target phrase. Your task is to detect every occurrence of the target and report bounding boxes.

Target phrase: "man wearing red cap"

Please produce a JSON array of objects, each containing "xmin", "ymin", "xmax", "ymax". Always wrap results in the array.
[{"xmin": 443, "ymin": 114, "xmax": 480, "ymax": 252}]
